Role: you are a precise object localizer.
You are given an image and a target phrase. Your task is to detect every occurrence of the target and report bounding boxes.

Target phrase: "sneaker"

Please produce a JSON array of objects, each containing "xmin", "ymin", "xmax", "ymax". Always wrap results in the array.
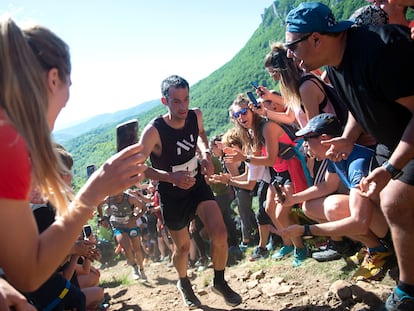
[
  {"xmin": 177, "ymin": 279, "xmax": 201, "ymax": 309},
  {"xmin": 292, "ymin": 246, "xmax": 307, "ymax": 267},
  {"xmin": 384, "ymin": 287, "xmax": 414, "ymax": 311},
  {"xmin": 312, "ymin": 246, "xmax": 342, "ymax": 262},
  {"xmin": 131, "ymin": 265, "xmax": 140, "ymax": 280},
  {"xmin": 272, "ymin": 245, "xmax": 294, "ymax": 260},
  {"xmin": 212, "ymin": 281, "xmax": 242, "ymax": 307},
  {"xmin": 249, "ymin": 246, "xmax": 268, "ymax": 261},
  {"xmin": 352, "ymin": 249, "xmax": 397, "ymax": 281},
  {"xmin": 194, "ymin": 256, "xmax": 209, "ymax": 272}
]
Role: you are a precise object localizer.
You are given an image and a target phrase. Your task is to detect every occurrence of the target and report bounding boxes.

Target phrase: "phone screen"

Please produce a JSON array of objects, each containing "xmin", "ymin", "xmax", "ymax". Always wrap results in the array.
[
  {"xmin": 246, "ymin": 91, "xmax": 260, "ymax": 108},
  {"xmin": 83, "ymin": 225, "xmax": 92, "ymax": 238},
  {"xmin": 251, "ymin": 81, "xmax": 259, "ymax": 89},
  {"xmin": 86, "ymin": 164, "xmax": 96, "ymax": 178},
  {"xmin": 116, "ymin": 119, "xmax": 138, "ymax": 152}
]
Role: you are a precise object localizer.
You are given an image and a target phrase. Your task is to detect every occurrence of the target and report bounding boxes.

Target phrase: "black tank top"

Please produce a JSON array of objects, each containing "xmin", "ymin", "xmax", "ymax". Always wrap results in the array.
[{"xmin": 150, "ymin": 110, "xmax": 199, "ymax": 172}]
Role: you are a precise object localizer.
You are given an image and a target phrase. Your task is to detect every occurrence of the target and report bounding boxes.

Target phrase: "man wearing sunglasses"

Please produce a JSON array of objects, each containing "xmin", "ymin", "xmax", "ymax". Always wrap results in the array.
[
  {"xmin": 275, "ymin": 113, "xmax": 395, "ymax": 282},
  {"xmin": 285, "ymin": 2, "xmax": 414, "ymax": 309}
]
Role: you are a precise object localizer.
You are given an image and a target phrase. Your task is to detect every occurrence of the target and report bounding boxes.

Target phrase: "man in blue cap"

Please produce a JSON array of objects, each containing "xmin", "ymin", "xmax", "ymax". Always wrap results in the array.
[{"xmin": 284, "ymin": 2, "xmax": 414, "ymax": 310}]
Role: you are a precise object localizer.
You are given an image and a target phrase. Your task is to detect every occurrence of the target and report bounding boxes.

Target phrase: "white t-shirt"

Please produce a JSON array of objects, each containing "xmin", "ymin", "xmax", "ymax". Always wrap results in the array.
[{"xmin": 247, "ymin": 163, "xmax": 271, "ymax": 183}]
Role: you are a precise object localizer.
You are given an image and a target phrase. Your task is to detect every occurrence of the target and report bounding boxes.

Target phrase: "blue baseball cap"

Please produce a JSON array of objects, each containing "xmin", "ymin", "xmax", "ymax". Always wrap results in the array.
[
  {"xmin": 286, "ymin": 2, "xmax": 354, "ymax": 33},
  {"xmin": 296, "ymin": 113, "xmax": 342, "ymax": 137}
]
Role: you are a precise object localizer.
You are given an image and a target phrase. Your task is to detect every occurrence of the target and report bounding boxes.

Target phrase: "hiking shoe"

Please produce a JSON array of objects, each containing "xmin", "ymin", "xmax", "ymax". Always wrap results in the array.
[
  {"xmin": 292, "ymin": 247, "xmax": 308, "ymax": 267},
  {"xmin": 131, "ymin": 265, "xmax": 140, "ymax": 280},
  {"xmin": 177, "ymin": 279, "xmax": 201, "ymax": 309},
  {"xmin": 348, "ymin": 247, "xmax": 367, "ymax": 265},
  {"xmin": 384, "ymin": 287, "xmax": 414, "ymax": 311},
  {"xmin": 249, "ymin": 246, "xmax": 268, "ymax": 261},
  {"xmin": 212, "ymin": 281, "xmax": 242, "ymax": 307},
  {"xmin": 272, "ymin": 245, "xmax": 294, "ymax": 260},
  {"xmin": 352, "ymin": 249, "xmax": 397, "ymax": 281}
]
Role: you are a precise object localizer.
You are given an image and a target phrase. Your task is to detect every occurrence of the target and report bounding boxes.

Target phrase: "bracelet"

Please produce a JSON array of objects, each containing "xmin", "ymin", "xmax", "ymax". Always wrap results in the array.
[{"xmin": 302, "ymin": 224, "xmax": 313, "ymax": 237}]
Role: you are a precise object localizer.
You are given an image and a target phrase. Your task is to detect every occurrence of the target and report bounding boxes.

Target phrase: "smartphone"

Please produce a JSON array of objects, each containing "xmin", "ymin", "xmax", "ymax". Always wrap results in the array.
[
  {"xmin": 271, "ymin": 176, "xmax": 286, "ymax": 203},
  {"xmin": 83, "ymin": 225, "xmax": 92, "ymax": 239},
  {"xmin": 116, "ymin": 119, "xmax": 138, "ymax": 152},
  {"xmin": 246, "ymin": 91, "xmax": 260, "ymax": 109},
  {"xmin": 251, "ymin": 81, "xmax": 259, "ymax": 89},
  {"xmin": 86, "ymin": 164, "xmax": 96, "ymax": 179}
]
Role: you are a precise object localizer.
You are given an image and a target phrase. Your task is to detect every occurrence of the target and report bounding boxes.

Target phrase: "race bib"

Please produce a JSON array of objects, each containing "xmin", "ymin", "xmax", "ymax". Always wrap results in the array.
[{"xmin": 171, "ymin": 156, "xmax": 198, "ymax": 177}]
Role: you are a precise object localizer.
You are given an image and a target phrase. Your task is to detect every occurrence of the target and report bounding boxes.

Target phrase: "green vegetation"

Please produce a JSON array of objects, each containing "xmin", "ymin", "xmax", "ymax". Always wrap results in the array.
[{"xmin": 61, "ymin": 0, "xmax": 368, "ymax": 191}]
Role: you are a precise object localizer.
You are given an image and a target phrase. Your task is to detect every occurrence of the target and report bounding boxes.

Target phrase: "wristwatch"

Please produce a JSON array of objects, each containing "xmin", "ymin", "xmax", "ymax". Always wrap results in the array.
[
  {"xmin": 245, "ymin": 155, "xmax": 251, "ymax": 163},
  {"xmin": 382, "ymin": 161, "xmax": 403, "ymax": 180}
]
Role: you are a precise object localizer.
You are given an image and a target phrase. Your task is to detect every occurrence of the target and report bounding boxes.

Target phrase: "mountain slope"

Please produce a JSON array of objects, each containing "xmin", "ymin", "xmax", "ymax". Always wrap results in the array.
[{"xmin": 63, "ymin": 0, "xmax": 367, "ymax": 190}]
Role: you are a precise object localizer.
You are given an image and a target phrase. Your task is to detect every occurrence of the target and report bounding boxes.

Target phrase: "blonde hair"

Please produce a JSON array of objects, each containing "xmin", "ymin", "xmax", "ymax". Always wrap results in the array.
[
  {"xmin": 264, "ymin": 42, "xmax": 303, "ymax": 111},
  {"xmin": 228, "ymin": 93, "xmax": 264, "ymax": 154},
  {"xmin": 0, "ymin": 17, "xmax": 71, "ymax": 214}
]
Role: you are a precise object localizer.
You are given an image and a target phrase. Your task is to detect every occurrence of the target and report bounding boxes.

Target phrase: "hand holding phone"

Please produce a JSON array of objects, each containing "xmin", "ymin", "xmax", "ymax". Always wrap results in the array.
[
  {"xmin": 116, "ymin": 119, "xmax": 138, "ymax": 152},
  {"xmin": 251, "ymin": 81, "xmax": 259, "ymax": 89}
]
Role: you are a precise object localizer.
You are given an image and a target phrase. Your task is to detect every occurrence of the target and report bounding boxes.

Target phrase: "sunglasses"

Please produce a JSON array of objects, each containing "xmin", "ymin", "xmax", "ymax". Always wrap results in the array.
[
  {"xmin": 233, "ymin": 107, "xmax": 249, "ymax": 119},
  {"xmin": 284, "ymin": 33, "xmax": 312, "ymax": 52}
]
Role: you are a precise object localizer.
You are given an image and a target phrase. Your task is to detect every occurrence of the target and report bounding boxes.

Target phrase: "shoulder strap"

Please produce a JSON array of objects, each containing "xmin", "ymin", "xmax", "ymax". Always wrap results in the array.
[{"xmin": 299, "ymin": 75, "xmax": 328, "ymax": 111}]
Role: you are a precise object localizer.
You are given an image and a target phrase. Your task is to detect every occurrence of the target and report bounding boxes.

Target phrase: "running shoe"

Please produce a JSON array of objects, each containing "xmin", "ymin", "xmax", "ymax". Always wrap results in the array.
[
  {"xmin": 272, "ymin": 245, "xmax": 294, "ymax": 260},
  {"xmin": 384, "ymin": 287, "xmax": 414, "ymax": 310},
  {"xmin": 177, "ymin": 279, "xmax": 201, "ymax": 309},
  {"xmin": 212, "ymin": 281, "xmax": 242, "ymax": 307},
  {"xmin": 292, "ymin": 246, "xmax": 308, "ymax": 267},
  {"xmin": 249, "ymin": 246, "xmax": 268, "ymax": 261}
]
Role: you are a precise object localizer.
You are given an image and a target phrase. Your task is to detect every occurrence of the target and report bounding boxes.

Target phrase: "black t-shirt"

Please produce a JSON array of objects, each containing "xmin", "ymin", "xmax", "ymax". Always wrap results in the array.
[{"xmin": 327, "ymin": 24, "xmax": 413, "ymax": 151}]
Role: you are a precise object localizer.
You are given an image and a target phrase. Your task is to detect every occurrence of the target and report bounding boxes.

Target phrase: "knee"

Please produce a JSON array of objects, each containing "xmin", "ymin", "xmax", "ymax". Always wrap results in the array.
[{"xmin": 209, "ymin": 226, "xmax": 228, "ymax": 245}]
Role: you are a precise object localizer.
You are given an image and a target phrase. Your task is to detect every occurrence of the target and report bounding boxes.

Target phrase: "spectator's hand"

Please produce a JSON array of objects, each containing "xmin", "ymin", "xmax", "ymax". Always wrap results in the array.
[
  {"xmin": 76, "ymin": 143, "xmax": 147, "ymax": 206},
  {"xmin": 208, "ymin": 173, "xmax": 231, "ymax": 184},
  {"xmin": 274, "ymin": 184, "xmax": 294, "ymax": 207},
  {"xmin": 276, "ymin": 224, "xmax": 303, "ymax": 239},
  {"xmin": 223, "ymin": 147, "xmax": 245, "ymax": 163},
  {"xmin": 169, "ymin": 171, "xmax": 195, "ymax": 190},
  {"xmin": 320, "ymin": 136, "xmax": 354, "ymax": 162},
  {"xmin": 256, "ymin": 85, "xmax": 269, "ymax": 99},
  {"xmin": 359, "ymin": 166, "xmax": 391, "ymax": 202},
  {"xmin": 72, "ymin": 239, "xmax": 97, "ymax": 257},
  {"xmin": 0, "ymin": 278, "xmax": 36, "ymax": 311}
]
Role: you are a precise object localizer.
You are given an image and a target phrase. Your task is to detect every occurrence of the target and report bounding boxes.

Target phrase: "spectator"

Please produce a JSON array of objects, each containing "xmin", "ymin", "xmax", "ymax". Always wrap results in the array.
[
  {"xmin": 220, "ymin": 128, "xmax": 258, "ymax": 250},
  {"xmin": 0, "ymin": 18, "xmax": 145, "ymax": 292},
  {"xmin": 284, "ymin": 2, "xmax": 414, "ymax": 309},
  {"xmin": 208, "ymin": 135, "xmax": 243, "ymax": 265},
  {"xmin": 277, "ymin": 113, "xmax": 395, "ymax": 281},
  {"xmin": 225, "ymin": 93, "xmax": 309, "ymax": 267},
  {"xmin": 138, "ymin": 75, "xmax": 241, "ymax": 308}
]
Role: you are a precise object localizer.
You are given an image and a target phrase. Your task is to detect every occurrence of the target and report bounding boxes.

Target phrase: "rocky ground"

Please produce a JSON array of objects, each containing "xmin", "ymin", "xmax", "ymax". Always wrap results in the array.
[{"xmin": 98, "ymin": 250, "xmax": 397, "ymax": 311}]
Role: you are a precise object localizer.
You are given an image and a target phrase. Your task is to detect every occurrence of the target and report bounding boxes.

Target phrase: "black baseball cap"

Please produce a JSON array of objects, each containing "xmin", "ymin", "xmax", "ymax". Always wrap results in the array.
[{"xmin": 295, "ymin": 113, "xmax": 342, "ymax": 137}]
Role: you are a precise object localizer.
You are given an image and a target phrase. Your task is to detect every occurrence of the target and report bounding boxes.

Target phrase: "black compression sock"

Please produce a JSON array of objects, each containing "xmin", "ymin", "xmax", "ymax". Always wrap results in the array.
[{"xmin": 214, "ymin": 269, "xmax": 225, "ymax": 284}]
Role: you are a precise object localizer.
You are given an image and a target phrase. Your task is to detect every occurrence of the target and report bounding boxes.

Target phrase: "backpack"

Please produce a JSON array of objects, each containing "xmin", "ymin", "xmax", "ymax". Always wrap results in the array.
[{"xmin": 299, "ymin": 75, "xmax": 349, "ymax": 127}]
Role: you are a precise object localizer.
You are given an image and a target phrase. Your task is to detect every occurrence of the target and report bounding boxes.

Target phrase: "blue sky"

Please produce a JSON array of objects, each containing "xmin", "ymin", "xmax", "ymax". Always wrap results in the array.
[{"xmin": 1, "ymin": 1, "xmax": 273, "ymax": 129}]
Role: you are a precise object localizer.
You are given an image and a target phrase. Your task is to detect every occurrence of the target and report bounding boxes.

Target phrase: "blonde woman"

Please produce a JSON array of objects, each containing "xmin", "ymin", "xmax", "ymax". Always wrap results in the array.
[{"xmin": 0, "ymin": 17, "xmax": 146, "ymax": 295}]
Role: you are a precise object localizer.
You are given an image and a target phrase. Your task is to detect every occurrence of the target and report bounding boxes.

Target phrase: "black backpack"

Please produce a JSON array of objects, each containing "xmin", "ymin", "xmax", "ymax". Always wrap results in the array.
[{"xmin": 299, "ymin": 75, "xmax": 349, "ymax": 127}]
